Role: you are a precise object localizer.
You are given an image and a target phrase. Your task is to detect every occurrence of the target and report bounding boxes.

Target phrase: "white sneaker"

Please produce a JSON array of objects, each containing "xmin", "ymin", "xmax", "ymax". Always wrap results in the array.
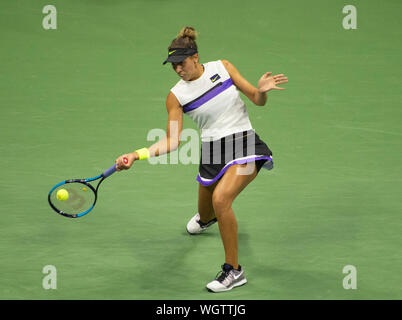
[
  {"xmin": 206, "ymin": 264, "xmax": 247, "ymax": 293},
  {"xmin": 186, "ymin": 213, "xmax": 217, "ymax": 235}
]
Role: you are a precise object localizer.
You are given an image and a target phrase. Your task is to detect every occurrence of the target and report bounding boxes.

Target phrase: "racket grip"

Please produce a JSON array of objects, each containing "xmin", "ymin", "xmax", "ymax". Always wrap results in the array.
[{"xmin": 102, "ymin": 164, "xmax": 117, "ymax": 178}]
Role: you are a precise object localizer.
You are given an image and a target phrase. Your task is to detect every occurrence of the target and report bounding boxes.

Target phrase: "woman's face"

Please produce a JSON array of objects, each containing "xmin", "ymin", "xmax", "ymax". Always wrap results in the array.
[{"xmin": 172, "ymin": 55, "xmax": 200, "ymax": 81}]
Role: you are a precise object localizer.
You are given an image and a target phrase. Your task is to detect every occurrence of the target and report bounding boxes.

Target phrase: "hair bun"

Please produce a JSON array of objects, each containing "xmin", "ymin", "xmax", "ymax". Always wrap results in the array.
[{"xmin": 177, "ymin": 26, "xmax": 198, "ymax": 40}]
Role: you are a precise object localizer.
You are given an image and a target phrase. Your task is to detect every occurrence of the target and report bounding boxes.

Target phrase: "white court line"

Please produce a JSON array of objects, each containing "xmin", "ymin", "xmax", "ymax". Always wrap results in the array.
[{"xmin": 331, "ymin": 125, "xmax": 402, "ymax": 137}]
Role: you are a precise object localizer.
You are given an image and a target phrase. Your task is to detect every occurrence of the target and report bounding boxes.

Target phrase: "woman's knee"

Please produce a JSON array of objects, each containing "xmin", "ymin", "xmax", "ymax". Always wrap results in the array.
[{"xmin": 212, "ymin": 190, "xmax": 233, "ymax": 214}]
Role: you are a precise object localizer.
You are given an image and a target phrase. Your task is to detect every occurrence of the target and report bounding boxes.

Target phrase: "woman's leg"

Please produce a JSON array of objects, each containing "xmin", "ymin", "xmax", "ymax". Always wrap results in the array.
[
  {"xmin": 198, "ymin": 182, "xmax": 218, "ymax": 223},
  {"xmin": 212, "ymin": 162, "xmax": 258, "ymax": 269}
]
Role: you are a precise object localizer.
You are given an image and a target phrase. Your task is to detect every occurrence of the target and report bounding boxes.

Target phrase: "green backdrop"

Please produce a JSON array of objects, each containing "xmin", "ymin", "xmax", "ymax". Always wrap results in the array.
[{"xmin": 1, "ymin": 0, "xmax": 401, "ymax": 299}]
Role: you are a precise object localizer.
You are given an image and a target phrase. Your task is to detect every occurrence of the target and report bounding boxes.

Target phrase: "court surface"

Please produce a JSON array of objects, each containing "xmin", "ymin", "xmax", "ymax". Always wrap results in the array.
[{"xmin": 1, "ymin": 0, "xmax": 401, "ymax": 299}]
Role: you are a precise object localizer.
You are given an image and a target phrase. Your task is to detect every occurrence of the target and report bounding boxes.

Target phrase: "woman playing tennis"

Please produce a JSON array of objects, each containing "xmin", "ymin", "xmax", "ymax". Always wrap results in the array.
[{"xmin": 115, "ymin": 26, "xmax": 288, "ymax": 293}]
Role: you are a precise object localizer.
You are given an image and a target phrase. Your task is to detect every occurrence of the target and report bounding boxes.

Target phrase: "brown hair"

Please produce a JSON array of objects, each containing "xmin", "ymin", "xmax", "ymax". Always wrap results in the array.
[{"xmin": 168, "ymin": 26, "xmax": 198, "ymax": 50}]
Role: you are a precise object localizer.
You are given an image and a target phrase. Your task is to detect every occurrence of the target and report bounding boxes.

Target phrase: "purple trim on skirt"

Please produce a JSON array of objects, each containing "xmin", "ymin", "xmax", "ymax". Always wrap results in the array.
[
  {"xmin": 196, "ymin": 155, "xmax": 273, "ymax": 186},
  {"xmin": 183, "ymin": 78, "xmax": 233, "ymax": 113}
]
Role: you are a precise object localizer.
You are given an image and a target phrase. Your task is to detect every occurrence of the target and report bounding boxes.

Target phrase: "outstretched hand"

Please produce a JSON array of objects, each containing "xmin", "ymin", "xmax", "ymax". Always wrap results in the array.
[{"xmin": 258, "ymin": 72, "xmax": 288, "ymax": 93}]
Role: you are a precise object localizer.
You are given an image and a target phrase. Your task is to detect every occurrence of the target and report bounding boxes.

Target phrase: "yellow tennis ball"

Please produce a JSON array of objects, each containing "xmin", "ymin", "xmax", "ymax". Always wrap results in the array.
[
  {"xmin": 82, "ymin": 187, "xmax": 87, "ymax": 192},
  {"xmin": 57, "ymin": 189, "xmax": 69, "ymax": 201}
]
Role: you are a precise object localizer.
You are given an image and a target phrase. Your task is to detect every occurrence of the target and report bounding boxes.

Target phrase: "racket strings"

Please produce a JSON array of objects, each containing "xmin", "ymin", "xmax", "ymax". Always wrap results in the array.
[{"xmin": 50, "ymin": 182, "xmax": 95, "ymax": 215}]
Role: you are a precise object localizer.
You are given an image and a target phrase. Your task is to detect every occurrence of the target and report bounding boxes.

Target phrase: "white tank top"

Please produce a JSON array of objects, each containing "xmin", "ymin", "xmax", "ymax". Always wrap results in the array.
[{"xmin": 170, "ymin": 60, "xmax": 253, "ymax": 142}]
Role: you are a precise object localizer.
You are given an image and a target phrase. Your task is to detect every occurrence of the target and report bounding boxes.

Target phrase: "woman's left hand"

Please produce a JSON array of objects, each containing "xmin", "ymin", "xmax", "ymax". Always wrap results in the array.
[{"xmin": 258, "ymin": 72, "xmax": 288, "ymax": 93}]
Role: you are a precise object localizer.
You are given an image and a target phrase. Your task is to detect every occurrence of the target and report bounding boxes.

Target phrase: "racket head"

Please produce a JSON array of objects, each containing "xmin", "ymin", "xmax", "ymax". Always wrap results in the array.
[{"xmin": 48, "ymin": 180, "xmax": 98, "ymax": 218}]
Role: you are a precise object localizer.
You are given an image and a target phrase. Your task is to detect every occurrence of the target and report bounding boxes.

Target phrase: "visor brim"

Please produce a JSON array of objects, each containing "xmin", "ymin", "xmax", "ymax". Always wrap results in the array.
[{"xmin": 162, "ymin": 55, "xmax": 188, "ymax": 65}]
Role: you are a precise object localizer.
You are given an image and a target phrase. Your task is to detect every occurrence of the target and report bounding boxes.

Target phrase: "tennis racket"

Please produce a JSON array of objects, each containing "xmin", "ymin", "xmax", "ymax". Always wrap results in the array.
[{"xmin": 48, "ymin": 157, "xmax": 128, "ymax": 218}]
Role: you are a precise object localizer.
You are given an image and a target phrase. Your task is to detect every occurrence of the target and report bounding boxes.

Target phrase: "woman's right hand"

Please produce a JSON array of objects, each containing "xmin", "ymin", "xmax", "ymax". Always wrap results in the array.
[{"xmin": 115, "ymin": 152, "xmax": 137, "ymax": 171}]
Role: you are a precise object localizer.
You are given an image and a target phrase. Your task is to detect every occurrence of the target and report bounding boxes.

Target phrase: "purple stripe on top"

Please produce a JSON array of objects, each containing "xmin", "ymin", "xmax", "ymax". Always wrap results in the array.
[
  {"xmin": 183, "ymin": 78, "xmax": 233, "ymax": 113},
  {"xmin": 196, "ymin": 156, "xmax": 273, "ymax": 186}
]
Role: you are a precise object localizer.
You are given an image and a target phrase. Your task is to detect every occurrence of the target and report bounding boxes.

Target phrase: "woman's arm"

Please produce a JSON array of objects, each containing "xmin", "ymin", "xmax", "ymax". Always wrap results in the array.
[
  {"xmin": 115, "ymin": 92, "xmax": 183, "ymax": 170},
  {"xmin": 221, "ymin": 59, "xmax": 288, "ymax": 106},
  {"xmin": 148, "ymin": 91, "xmax": 183, "ymax": 157}
]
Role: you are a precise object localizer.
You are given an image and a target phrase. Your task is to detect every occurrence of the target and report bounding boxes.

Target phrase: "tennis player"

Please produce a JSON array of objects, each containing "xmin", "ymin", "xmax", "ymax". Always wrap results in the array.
[{"xmin": 115, "ymin": 26, "xmax": 288, "ymax": 292}]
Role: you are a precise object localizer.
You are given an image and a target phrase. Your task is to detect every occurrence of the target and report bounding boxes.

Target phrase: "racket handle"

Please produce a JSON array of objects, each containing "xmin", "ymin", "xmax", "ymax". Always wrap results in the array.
[
  {"xmin": 102, "ymin": 157, "xmax": 128, "ymax": 178},
  {"xmin": 102, "ymin": 164, "xmax": 117, "ymax": 178}
]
